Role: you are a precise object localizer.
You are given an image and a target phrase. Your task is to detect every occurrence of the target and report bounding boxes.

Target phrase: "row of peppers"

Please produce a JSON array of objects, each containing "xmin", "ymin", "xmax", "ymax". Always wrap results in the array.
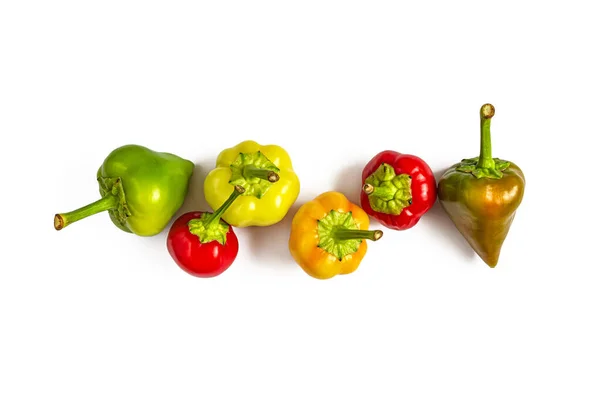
[{"xmin": 54, "ymin": 104, "xmax": 525, "ymax": 279}]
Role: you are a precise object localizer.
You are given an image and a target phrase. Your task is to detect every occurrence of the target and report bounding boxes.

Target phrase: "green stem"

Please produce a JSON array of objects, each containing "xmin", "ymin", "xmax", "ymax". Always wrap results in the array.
[
  {"xmin": 54, "ymin": 195, "xmax": 118, "ymax": 230},
  {"xmin": 332, "ymin": 228, "xmax": 383, "ymax": 241},
  {"xmin": 476, "ymin": 103, "xmax": 496, "ymax": 169},
  {"xmin": 204, "ymin": 185, "xmax": 245, "ymax": 226},
  {"xmin": 363, "ymin": 183, "xmax": 395, "ymax": 200},
  {"xmin": 242, "ymin": 165, "xmax": 279, "ymax": 182}
]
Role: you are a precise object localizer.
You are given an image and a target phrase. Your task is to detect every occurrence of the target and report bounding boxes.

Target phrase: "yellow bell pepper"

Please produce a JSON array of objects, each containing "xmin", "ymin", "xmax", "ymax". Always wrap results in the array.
[
  {"xmin": 204, "ymin": 140, "xmax": 300, "ymax": 227},
  {"xmin": 288, "ymin": 191, "xmax": 383, "ymax": 280}
]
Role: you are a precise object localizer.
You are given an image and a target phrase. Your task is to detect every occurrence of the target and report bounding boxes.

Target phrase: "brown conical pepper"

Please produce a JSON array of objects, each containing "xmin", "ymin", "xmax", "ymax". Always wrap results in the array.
[{"xmin": 438, "ymin": 104, "xmax": 525, "ymax": 267}]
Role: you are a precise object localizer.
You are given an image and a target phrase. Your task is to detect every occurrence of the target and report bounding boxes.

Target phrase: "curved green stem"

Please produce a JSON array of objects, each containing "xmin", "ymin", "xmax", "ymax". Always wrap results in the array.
[
  {"xmin": 477, "ymin": 103, "xmax": 496, "ymax": 170},
  {"xmin": 242, "ymin": 165, "xmax": 279, "ymax": 182},
  {"xmin": 54, "ymin": 195, "xmax": 118, "ymax": 230},
  {"xmin": 331, "ymin": 228, "xmax": 383, "ymax": 241},
  {"xmin": 204, "ymin": 185, "xmax": 245, "ymax": 226},
  {"xmin": 188, "ymin": 185, "xmax": 245, "ymax": 245},
  {"xmin": 455, "ymin": 103, "xmax": 510, "ymax": 179}
]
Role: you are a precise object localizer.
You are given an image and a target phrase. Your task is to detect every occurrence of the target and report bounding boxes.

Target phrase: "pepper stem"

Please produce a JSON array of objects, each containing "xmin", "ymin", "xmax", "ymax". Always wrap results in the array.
[
  {"xmin": 455, "ymin": 104, "xmax": 510, "ymax": 179},
  {"xmin": 242, "ymin": 165, "xmax": 279, "ymax": 182},
  {"xmin": 362, "ymin": 165, "xmax": 413, "ymax": 215},
  {"xmin": 363, "ymin": 183, "xmax": 396, "ymax": 200},
  {"xmin": 204, "ymin": 185, "xmax": 245, "ymax": 226},
  {"xmin": 54, "ymin": 195, "xmax": 118, "ymax": 231},
  {"xmin": 331, "ymin": 228, "xmax": 383, "ymax": 241},
  {"xmin": 476, "ymin": 103, "xmax": 496, "ymax": 170}
]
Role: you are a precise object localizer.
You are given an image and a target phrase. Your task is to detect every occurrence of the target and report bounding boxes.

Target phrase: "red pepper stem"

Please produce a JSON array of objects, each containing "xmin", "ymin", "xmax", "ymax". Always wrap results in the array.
[
  {"xmin": 362, "ymin": 183, "xmax": 395, "ymax": 199},
  {"xmin": 477, "ymin": 103, "xmax": 496, "ymax": 170},
  {"xmin": 242, "ymin": 165, "xmax": 279, "ymax": 182},
  {"xmin": 54, "ymin": 195, "xmax": 118, "ymax": 231},
  {"xmin": 204, "ymin": 185, "xmax": 245, "ymax": 227},
  {"xmin": 332, "ymin": 228, "xmax": 383, "ymax": 241}
]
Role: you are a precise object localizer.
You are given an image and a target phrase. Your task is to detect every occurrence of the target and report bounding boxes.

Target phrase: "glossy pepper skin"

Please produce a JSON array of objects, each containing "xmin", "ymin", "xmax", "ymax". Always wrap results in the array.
[
  {"xmin": 289, "ymin": 191, "xmax": 383, "ymax": 280},
  {"xmin": 167, "ymin": 186, "xmax": 244, "ymax": 278},
  {"xmin": 54, "ymin": 144, "xmax": 194, "ymax": 236},
  {"xmin": 360, "ymin": 151, "xmax": 436, "ymax": 230},
  {"xmin": 438, "ymin": 104, "xmax": 525, "ymax": 267},
  {"xmin": 204, "ymin": 140, "xmax": 300, "ymax": 227}
]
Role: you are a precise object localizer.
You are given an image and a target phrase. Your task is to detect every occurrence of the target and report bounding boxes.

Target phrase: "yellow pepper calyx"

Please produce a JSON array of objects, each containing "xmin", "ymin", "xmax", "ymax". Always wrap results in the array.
[
  {"xmin": 228, "ymin": 151, "xmax": 280, "ymax": 199},
  {"xmin": 317, "ymin": 210, "xmax": 383, "ymax": 260}
]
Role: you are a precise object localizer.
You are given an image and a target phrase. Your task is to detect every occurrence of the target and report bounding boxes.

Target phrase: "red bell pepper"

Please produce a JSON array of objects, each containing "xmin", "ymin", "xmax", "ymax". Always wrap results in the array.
[
  {"xmin": 360, "ymin": 150, "xmax": 436, "ymax": 230},
  {"xmin": 166, "ymin": 185, "xmax": 245, "ymax": 278}
]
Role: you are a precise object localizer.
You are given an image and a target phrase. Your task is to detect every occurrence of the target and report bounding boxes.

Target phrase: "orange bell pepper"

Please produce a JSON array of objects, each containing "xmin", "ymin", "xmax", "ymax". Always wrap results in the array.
[{"xmin": 288, "ymin": 191, "xmax": 383, "ymax": 280}]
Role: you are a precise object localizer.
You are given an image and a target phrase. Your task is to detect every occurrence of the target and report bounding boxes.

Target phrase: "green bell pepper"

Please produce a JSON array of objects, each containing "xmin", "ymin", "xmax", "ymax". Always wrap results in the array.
[{"xmin": 54, "ymin": 144, "xmax": 194, "ymax": 236}]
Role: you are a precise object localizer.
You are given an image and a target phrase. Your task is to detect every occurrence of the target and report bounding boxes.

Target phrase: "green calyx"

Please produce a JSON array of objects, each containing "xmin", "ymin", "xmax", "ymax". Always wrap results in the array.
[
  {"xmin": 54, "ymin": 177, "xmax": 129, "ymax": 231},
  {"xmin": 363, "ymin": 163, "xmax": 412, "ymax": 215},
  {"xmin": 317, "ymin": 210, "xmax": 383, "ymax": 261},
  {"xmin": 456, "ymin": 103, "xmax": 511, "ymax": 179},
  {"xmin": 188, "ymin": 213, "xmax": 231, "ymax": 245},
  {"xmin": 187, "ymin": 185, "xmax": 244, "ymax": 245},
  {"xmin": 229, "ymin": 151, "xmax": 280, "ymax": 199},
  {"xmin": 98, "ymin": 177, "xmax": 131, "ymax": 230},
  {"xmin": 456, "ymin": 157, "xmax": 510, "ymax": 178}
]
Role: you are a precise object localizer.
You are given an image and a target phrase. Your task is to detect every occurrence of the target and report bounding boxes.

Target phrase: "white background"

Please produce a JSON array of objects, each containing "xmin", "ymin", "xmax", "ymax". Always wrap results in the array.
[{"xmin": 1, "ymin": 1, "xmax": 598, "ymax": 399}]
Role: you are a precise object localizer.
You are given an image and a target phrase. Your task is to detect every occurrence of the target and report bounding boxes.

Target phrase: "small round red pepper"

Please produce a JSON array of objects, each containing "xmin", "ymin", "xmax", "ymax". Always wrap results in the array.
[
  {"xmin": 166, "ymin": 186, "xmax": 245, "ymax": 278},
  {"xmin": 360, "ymin": 150, "xmax": 437, "ymax": 230}
]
